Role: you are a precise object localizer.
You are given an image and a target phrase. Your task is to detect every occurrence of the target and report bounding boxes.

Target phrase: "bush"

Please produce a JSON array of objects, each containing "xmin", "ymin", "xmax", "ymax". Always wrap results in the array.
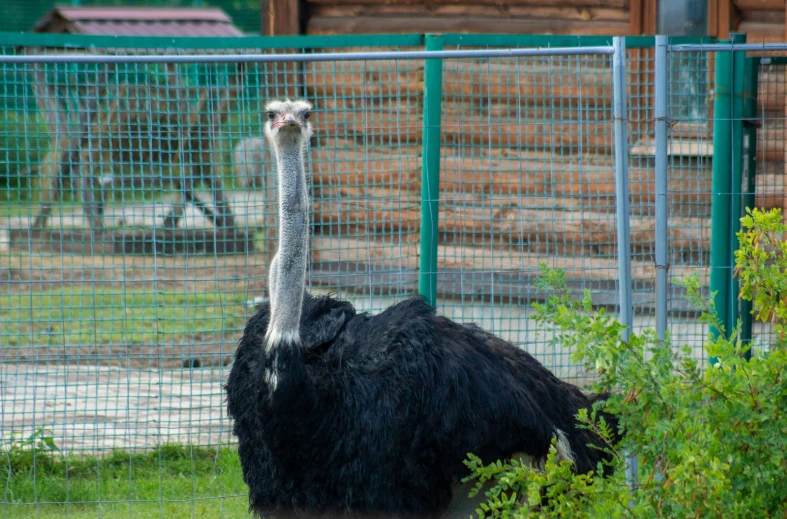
[{"xmin": 465, "ymin": 209, "xmax": 787, "ymax": 518}]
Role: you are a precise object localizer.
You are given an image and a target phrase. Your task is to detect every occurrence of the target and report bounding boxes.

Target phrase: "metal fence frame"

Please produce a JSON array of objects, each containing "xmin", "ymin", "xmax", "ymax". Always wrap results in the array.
[
  {"xmin": 664, "ymin": 35, "xmax": 781, "ymax": 360},
  {"xmin": 0, "ymin": 34, "xmax": 626, "ymax": 318},
  {"xmin": 0, "ymin": 34, "xmax": 732, "ymax": 384},
  {"xmin": 0, "ymin": 34, "xmax": 757, "ymax": 379}
]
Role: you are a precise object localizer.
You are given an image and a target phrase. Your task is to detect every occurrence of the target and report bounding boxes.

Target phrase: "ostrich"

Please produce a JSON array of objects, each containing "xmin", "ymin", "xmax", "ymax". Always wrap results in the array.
[{"xmin": 226, "ymin": 99, "xmax": 619, "ymax": 518}]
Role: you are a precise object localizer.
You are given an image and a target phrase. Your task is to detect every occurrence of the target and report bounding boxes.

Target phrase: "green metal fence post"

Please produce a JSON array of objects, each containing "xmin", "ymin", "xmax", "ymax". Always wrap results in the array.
[
  {"xmin": 419, "ymin": 34, "xmax": 444, "ymax": 306},
  {"xmin": 729, "ymin": 33, "xmax": 747, "ymax": 349},
  {"xmin": 709, "ymin": 40, "xmax": 733, "ymax": 363},
  {"xmin": 740, "ymin": 55, "xmax": 759, "ymax": 360}
]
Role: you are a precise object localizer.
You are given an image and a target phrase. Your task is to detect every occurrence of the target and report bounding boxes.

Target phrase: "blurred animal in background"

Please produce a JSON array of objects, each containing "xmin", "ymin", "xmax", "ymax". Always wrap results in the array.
[{"xmin": 233, "ymin": 136, "xmax": 267, "ymax": 189}]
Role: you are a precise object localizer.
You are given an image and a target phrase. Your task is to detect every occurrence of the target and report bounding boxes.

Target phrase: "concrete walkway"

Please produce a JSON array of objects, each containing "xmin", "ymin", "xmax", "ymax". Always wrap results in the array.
[{"xmin": 0, "ymin": 363, "xmax": 232, "ymax": 453}]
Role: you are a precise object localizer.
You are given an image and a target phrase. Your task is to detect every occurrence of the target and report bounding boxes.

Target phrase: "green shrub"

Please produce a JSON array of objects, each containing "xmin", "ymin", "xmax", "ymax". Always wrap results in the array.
[
  {"xmin": 465, "ymin": 209, "xmax": 787, "ymax": 518},
  {"xmin": 735, "ymin": 207, "xmax": 787, "ymax": 346}
]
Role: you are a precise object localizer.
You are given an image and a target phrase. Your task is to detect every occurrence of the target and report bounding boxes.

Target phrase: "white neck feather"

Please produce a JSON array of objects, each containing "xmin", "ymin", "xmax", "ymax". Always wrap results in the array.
[{"xmin": 265, "ymin": 137, "xmax": 309, "ymax": 350}]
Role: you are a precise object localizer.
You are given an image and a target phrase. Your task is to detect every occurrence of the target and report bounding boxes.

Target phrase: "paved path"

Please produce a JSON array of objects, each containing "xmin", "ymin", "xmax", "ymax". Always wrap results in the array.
[
  {"xmin": 2, "ymin": 295, "xmax": 758, "ymax": 456},
  {"xmin": 3, "ymin": 191, "xmax": 270, "ymax": 231},
  {"xmin": 0, "ymin": 363, "xmax": 232, "ymax": 453}
]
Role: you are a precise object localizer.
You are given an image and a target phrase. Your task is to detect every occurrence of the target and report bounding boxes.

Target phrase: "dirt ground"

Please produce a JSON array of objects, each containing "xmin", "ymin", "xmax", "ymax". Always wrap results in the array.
[{"xmin": 0, "ymin": 242, "xmax": 268, "ymax": 294}]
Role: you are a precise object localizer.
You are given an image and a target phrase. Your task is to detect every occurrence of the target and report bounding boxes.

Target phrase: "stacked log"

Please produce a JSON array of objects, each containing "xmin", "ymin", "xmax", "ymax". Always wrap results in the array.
[
  {"xmin": 299, "ymin": 50, "xmax": 729, "ymax": 293},
  {"xmin": 304, "ymin": 1, "xmax": 631, "ymax": 36}
]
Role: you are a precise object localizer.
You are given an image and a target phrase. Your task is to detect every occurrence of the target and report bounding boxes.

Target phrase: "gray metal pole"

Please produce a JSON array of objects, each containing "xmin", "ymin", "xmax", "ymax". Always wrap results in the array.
[
  {"xmin": 655, "ymin": 35, "xmax": 669, "ymax": 343},
  {"xmin": 613, "ymin": 37, "xmax": 634, "ymax": 339},
  {"xmin": 671, "ymin": 42, "xmax": 787, "ymax": 52},
  {"xmin": 0, "ymin": 46, "xmax": 614, "ymax": 65},
  {"xmin": 612, "ymin": 36, "xmax": 638, "ymax": 490}
]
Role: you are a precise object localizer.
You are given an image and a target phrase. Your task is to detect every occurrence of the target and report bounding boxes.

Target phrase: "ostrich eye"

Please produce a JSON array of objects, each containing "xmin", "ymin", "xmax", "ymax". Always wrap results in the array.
[
  {"xmin": 267, "ymin": 111, "xmax": 275, "ymax": 120},
  {"xmin": 303, "ymin": 111, "xmax": 311, "ymax": 120}
]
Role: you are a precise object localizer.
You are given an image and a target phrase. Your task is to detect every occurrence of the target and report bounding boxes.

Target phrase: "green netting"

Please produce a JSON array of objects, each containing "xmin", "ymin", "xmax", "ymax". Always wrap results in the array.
[
  {"xmin": 658, "ymin": 44, "xmax": 787, "ymax": 363},
  {"xmin": 0, "ymin": 34, "xmax": 426, "ymax": 451},
  {"xmin": 433, "ymin": 37, "xmax": 717, "ymax": 382}
]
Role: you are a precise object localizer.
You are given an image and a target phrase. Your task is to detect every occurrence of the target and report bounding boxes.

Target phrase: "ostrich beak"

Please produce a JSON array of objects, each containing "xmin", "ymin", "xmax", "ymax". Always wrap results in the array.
[{"xmin": 274, "ymin": 114, "xmax": 302, "ymax": 129}]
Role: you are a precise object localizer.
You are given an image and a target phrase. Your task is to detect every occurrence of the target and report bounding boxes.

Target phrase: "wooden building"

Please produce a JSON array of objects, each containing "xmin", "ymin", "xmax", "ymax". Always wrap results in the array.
[
  {"xmin": 262, "ymin": 0, "xmax": 650, "ymax": 37},
  {"xmin": 260, "ymin": 0, "xmax": 785, "ymax": 42},
  {"xmin": 709, "ymin": 0, "xmax": 785, "ymax": 42},
  {"xmin": 33, "ymin": 6, "xmax": 244, "ymax": 37},
  {"xmin": 254, "ymin": 1, "xmax": 787, "ymax": 306}
]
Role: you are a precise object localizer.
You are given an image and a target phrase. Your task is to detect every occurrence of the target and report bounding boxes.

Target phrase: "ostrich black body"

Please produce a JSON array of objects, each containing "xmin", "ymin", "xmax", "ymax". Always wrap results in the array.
[{"xmin": 226, "ymin": 292, "xmax": 616, "ymax": 518}]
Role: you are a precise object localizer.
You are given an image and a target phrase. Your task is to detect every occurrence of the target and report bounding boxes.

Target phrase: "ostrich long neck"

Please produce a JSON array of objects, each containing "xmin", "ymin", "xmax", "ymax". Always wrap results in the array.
[{"xmin": 266, "ymin": 137, "xmax": 309, "ymax": 349}]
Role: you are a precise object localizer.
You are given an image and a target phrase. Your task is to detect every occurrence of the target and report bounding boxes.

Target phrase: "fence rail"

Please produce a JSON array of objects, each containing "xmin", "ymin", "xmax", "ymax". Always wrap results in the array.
[
  {"xmin": 0, "ymin": 46, "xmax": 618, "ymax": 64},
  {"xmin": 0, "ymin": 31, "xmax": 784, "ymax": 517}
]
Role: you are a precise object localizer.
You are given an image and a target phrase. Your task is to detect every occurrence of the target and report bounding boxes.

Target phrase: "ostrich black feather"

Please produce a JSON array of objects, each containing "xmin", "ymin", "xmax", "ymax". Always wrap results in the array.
[{"xmin": 226, "ymin": 292, "xmax": 617, "ymax": 518}]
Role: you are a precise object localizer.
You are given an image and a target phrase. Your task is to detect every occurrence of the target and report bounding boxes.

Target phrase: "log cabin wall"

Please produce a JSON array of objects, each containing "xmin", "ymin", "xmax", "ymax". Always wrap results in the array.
[
  {"xmin": 256, "ymin": 0, "xmax": 787, "ymax": 312},
  {"xmin": 707, "ymin": 0, "xmax": 787, "ymax": 212},
  {"xmin": 257, "ymin": 0, "xmax": 710, "ymax": 304},
  {"xmin": 710, "ymin": 0, "xmax": 783, "ymax": 42},
  {"xmin": 262, "ymin": 1, "xmax": 658, "ymax": 38},
  {"xmin": 305, "ymin": 1, "xmax": 635, "ymax": 36}
]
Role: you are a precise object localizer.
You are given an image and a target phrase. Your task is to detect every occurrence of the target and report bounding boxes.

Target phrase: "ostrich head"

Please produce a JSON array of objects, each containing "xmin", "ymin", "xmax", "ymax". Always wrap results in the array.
[
  {"xmin": 262, "ymin": 99, "xmax": 314, "ymax": 374},
  {"xmin": 263, "ymin": 99, "xmax": 313, "ymax": 148}
]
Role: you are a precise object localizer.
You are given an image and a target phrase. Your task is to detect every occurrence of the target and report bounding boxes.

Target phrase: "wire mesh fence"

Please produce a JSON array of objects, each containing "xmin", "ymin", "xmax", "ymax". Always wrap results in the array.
[
  {"xmin": 0, "ymin": 33, "xmax": 783, "ymax": 517},
  {"xmin": 664, "ymin": 39, "xmax": 787, "ymax": 360},
  {"xmin": 434, "ymin": 38, "xmax": 617, "ymax": 381},
  {"xmin": 750, "ymin": 53, "xmax": 787, "ymax": 354},
  {"xmin": 659, "ymin": 46, "xmax": 715, "ymax": 360}
]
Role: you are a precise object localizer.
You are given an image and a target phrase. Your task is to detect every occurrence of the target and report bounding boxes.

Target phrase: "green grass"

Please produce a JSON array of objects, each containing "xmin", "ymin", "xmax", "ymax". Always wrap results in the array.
[
  {"xmin": 0, "ymin": 202, "xmax": 39, "ymax": 218},
  {"xmin": 1, "ymin": 444, "xmax": 252, "ymax": 519},
  {"xmin": 0, "ymin": 288, "xmax": 246, "ymax": 347}
]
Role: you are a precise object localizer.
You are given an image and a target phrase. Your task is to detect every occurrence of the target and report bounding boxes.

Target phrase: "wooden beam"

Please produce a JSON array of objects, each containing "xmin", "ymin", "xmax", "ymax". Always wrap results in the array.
[
  {"xmin": 732, "ymin": 7, "xmax": 786, "ymax": 20},
  {"xmin": 261, "ymin": 0, "xmax": 303, "ymax": 99},
  {"xmin": 783, "ymin": 0, "xmax": 787, "ymax": 214},
  {"xmin": 738, "ymin": 20, "xmax": 786, "ymax": 41},
  {"xmin": 709, "ymin": 0, "xmax": 739, "ymax": 38},
  {"xmin": 307, "ymin": 0, "xmax": 627, "ymax": 6},
  {"xmin": 627, "ymin": 0, "xmax": 656, "ymax": 34},
  {"xmin": 261, "ymin": 0, "xmax": 302, "ymax": 35},
  {"xmin": 629, "ymin": 0, "xmax": 643, "ymax": 34},
  {"xmin": 307, "ymin": 16, "xmax": 629, "ymax": 35},
  {"xmin": 735, "ymin": 0, "xmax": 785, "ymax": 10},
  {"xmin": 309, "ymin": 236, "xmax": 704, "ymax": 288},
  {"xmin": 643, "ymin": 0, "xmax": 658, "ymax": 33},
  {"xmin": 310, "ymin": 5, "xmax": 628, "ymax": 20}
]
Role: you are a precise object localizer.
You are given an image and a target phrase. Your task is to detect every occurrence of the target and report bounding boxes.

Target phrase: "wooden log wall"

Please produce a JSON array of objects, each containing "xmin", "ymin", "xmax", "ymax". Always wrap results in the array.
[
  {"xmin": 305, "ymin": 1, "xmax": 632, "ymax": 35},
  {"xmin": 301, "ymin": 50, "xmax": 718, "ymax": 294},
  {"xmin": 263, "ymin": 0, "xmax": 657, "ymax": 38},
  {"xmin": 735, "ymin": 0, "xmax": 784, "ymax": 43},
  {"xmin": 709, "ymin": 0, "xmax": 787, "ymax": 212},
  {"xmin": 258, "ymin": 0, "xmax": 787, "ymax": 297}
]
